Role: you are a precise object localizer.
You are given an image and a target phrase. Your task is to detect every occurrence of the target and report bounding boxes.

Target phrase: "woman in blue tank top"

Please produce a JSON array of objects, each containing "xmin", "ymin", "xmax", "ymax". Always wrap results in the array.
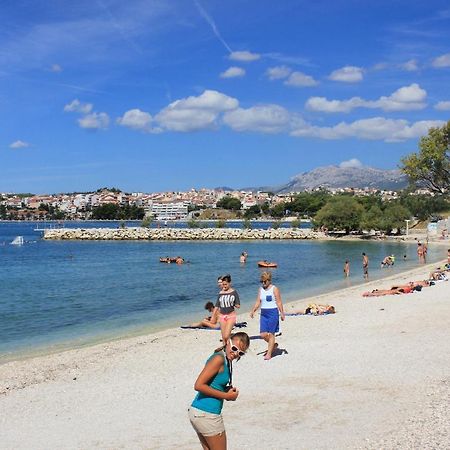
[
  {"xmin": 250, "ymin": 271, "xmax": 285, "ymax": 360},
  {"xmin": 188, "ymin": 332, "xmax": 250, "ymax": 449}
]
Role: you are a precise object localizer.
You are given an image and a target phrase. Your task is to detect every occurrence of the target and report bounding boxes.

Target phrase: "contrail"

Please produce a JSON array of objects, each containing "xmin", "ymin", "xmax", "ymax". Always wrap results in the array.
[{"xmin": 194, "ymin": 0, "xmax": 232, "ymax": 53}]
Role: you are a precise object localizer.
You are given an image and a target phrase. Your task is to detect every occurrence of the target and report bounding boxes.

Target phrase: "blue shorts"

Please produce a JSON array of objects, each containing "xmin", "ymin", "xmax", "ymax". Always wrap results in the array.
[{"xmin": 260, "ymin": 308, "xmax": 279, "ymax": 334}]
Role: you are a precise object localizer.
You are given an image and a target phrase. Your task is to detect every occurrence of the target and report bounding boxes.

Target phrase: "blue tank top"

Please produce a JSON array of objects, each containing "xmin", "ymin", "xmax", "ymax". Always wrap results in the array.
[
  {"xmin": 260, "ymin": 285, "xmax": 278, "ymax": 309},
  {"xmin": 191, "ymin": 351, "xmax": 230, "ymax": 415}
]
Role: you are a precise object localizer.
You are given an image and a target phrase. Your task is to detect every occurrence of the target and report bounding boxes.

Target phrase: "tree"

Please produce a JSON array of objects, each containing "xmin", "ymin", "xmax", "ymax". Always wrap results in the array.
[
  {"xmin": 243, "ymin": 204, "xmax": 261, "ymax": 219},
  {"xmin": 360, "ymin": 205, "xmax": 384, "ymax": 231},
  {"xmin": 401, "ymin": 121, "xmax": 450, "ymax": 194},
  {"xmin": 381, "ymin": 204, "xmax": 411, "ymax": 235},
  {"xmin": 216, "ymin": 196, "xmax": 242, "ymax": 211},
  {"xmin": 314, "ymin": 197, "xmax": 364, "ymax": 233}
]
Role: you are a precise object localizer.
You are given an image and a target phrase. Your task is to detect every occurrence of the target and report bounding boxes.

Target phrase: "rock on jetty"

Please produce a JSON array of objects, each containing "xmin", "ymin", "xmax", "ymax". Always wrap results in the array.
[{"xmin": 43, "ymin": 227, "xmax": 319, "ymax": 241}]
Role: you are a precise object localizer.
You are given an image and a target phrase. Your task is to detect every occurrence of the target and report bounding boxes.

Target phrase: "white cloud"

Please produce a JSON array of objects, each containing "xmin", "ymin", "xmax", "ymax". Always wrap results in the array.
[
  {"xmin": 339, "ymin": 158, "xmax": 363, "ymax": 169},
  {"xmin": 399, "ymin": 59, "xmax": 419, "ymax": 71},
  {"xmin": 78, "ymin": 112, "xmax": 110, "ymax": 130},
  {"xmin": 432, "ymin": 52, "xmax": 450, "ymax": 68},
  {"xmin": 284, "ymin": 71, "xmax": 318, "ymax": 87},
  {"xmin": 329, "ymin": 65, "xmax": 364, "ymax": 83},
  {"xmin": 306, "ymin": 83, "xmax": 427, "ymax": 113},
  {"xmin": 117, "ymin": 109, "xmax": 153, "ymax": 132},
  {"xmin": 434, "ymin": 100, "xmax": 450, "ymax": 111},
  {"xmin": 64, "ymin": 99, "xmax": 93, "ymax": 114},
  {"xmin": 291, "ymin": 117, "xmax": 445, "ymax": 142},
  {"xmin": 9, "ymin": 140, "xmax": 30, "ymax": 149},
  {"xmin": 265, "ymin": 65, "xmax": 291, "ymax": 80},
  {"xmin": 50, "ymin": 63, "xmax": 63, "ymax": 72},
  {"xmin": 155, "ymin": 90, "xmax": 239, "ymax": 132},
  {"xmin": 223, "ymin": 104, "xmax": 290, "ymax": 133},
  {"xmin": 220, "ymin": 66, "xmax": 246, "ymax": 78},
  {"xmin": 229, "ymin": 50, "xmax": 260, "ymax": 62},
  {"xmin": 372, "ymin": 62, "xmax": 389, "ymax": 71}
]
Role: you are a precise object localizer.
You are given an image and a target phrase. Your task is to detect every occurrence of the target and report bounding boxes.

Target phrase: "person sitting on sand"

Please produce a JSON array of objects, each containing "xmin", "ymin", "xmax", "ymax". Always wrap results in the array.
[
  {"xmin": 293, "ymin": 303, "xmax": 336, "ymax": 315},
  {"xmin": 187, "ymin": 302, "xmax": 220, "ymax": 329},
  {"xmin": 188, "ymin": 332, "xmax": 250, "ymax": 450},
  {"xmin": 429, "ymin": 270, "xmax": 448, "ymax": 281}
]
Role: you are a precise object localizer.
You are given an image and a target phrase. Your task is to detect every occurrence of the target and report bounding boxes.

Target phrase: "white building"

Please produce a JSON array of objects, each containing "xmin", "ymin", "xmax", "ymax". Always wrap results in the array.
[{"xmin": 146, "ymin": 201, "xmax": 189, "ymax": 220}]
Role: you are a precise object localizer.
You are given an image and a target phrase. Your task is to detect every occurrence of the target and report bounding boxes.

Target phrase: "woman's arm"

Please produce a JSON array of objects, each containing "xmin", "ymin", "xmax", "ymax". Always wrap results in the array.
[
  {"xmin": 274, "ymin": 286, "xmax": 285, "ymax": 321},
  {"xmin": 250, "ymin": 291, "xmax": 261, "ymax": 318},
  {"xmin": 194, "ymin": 355, "xmax": 238, "ymax": 401}
]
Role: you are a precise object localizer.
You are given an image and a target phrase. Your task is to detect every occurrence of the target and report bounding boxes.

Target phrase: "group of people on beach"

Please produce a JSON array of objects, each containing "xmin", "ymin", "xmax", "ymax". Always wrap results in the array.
[{"xmin": 188, "ymin": 269, "xmax": 285, "ymax": 449}]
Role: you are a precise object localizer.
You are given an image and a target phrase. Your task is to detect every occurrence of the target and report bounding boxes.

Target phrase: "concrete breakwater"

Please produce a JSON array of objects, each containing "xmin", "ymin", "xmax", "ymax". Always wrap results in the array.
[{"xmin": 43, "ymin": 227, "xmax": 319, "ymax": 241}]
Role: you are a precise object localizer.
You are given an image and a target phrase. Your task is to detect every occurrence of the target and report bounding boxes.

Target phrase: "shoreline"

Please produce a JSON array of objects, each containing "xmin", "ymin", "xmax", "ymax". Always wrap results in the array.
[
  {"xmin": 1, "ymin": 260, "xmax": 449, "ymax": 448},
  {"xmin": 1, "ymin": 258, "xmax": 446, "ymax": 377},
  {"xmin": 1, "ymin": 254, "xmax": 446, "ymax": 367}
]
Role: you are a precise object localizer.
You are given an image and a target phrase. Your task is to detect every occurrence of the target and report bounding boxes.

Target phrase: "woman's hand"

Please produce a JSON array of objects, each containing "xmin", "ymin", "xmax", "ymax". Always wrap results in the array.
[
  {"xmin": 280, "ymin": 311, "xmax": 285, "ymax": 321},
  {"xmin": 224, "ymin": 387, "xmax": 239, "ymax": 401},
  {"xmin": 250, "ymin": 311, "xmax": 254, "ymax": 319}
]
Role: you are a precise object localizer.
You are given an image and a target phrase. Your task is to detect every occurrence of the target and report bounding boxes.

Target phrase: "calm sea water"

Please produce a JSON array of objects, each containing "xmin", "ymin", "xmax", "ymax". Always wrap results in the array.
[{"xmin": 0, "ymin": 221, "xmax": 444, "ymax": 362}]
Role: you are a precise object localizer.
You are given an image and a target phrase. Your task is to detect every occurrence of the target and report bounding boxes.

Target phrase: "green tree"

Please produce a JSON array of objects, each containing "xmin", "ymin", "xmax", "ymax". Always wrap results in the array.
[
  {"xmin": 242, "ymin": 218, "xmax": 252, "ymax": 229},
  {"xmin": 269, "ymin": 202, "xmax": 287, "ymax": 218},
  {"xmin": 400, "ymin": 120, "xmax": 450, "ymax": 194},
  {"xmin": 381, "ymin": 204, "xmax": 411, "ymax": 235},
  {"xmin": 243, "ymin": 204, "xmax": 261, "ymax": 219},
  {"xmin": 215, "ymin": 219, "xmax": 226, "ymax": 228},
  {"xmin": 360, "ymin": 205, "xmax": 384, "ymax": 231},
  {"xmin": 141, "ymin": 216, "xmax": 153, "ymax": 228},
  {"xmin": 291, "ymin": 219, "xmax": 301, "ymax": 228},
  {"xmin": 290, "ymin": 190, "xmax": 331, "ymax": 217},
  {"xmin": 398, "ymin": 193, "xmax": 450, "ymax": 221},
  {"xmin": 187, "ymin": 218, "xmax": 200, "ymax": 228},
  {"xmin": 314, "ymin": 197, "xmax": 364, "ymax": 233},
  {"xmin": 216, "ymin": 196, "xmax": 242, "ymax": 211},
  {"xmin": 271, "ymin": 220, "xmax": 282, "ymax": 229}
]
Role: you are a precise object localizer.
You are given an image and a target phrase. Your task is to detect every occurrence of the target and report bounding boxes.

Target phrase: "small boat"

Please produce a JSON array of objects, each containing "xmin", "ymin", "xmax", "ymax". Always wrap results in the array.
[
  {"xmin": 257, "ymin": 260, "xmax": 277, "ymax": 268},
  {"xmin": 11, "ymin": 236, "xmax": 24, "ymax": 246}
]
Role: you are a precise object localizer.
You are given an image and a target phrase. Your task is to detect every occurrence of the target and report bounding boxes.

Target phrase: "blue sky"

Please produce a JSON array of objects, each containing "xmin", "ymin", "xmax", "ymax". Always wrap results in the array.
[{"xmin": 1, "ymin": 0, "xmax": 450, "ymax": 193}]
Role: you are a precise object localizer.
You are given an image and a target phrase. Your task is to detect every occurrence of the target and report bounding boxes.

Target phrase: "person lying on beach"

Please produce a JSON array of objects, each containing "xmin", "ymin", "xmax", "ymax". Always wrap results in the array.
[
  {"xmin": 362, "ymin": 284, "xmax": 423, "ymax": 296},
  {"xmin": 292, "ymin": 303, "xmax": 336, "ymax": 315},
  {"xmin": 186, "ymin": 302, "xmax": 220, "ymax": 329},
  {"xmin": 188, "ymin": 332, "xmax": 250, "ymax": 450},
  {"xmin": 429, "ymin": 269, "xmax": 449, "ymax": 281}
]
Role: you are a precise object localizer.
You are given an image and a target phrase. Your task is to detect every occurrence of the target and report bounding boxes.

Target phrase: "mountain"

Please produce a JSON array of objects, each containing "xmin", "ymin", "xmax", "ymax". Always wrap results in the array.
[
  {"xmin": 276, "ymin": 165, "xmax": 408, "ymax": 192},
  {"xmin": 240, "ymin": 165, "xmax": 409, "ymax": 193}
]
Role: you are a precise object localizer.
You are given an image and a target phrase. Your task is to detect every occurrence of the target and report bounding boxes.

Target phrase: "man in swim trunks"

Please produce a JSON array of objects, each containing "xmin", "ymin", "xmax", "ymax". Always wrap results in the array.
[{"xmin": 362, "ymin": 253, "xmax": 369, "ymax": 280}]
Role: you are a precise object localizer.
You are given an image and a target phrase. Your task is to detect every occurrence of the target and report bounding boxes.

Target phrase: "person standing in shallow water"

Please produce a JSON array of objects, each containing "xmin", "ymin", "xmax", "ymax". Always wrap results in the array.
[
  {"xmin": 188, "ymin": 332, "xmax": 250, "ymax": 450},
  {"xmin": 362, "ymin": 253, "xmax": 369, "ymax": 280},
  {"xmin": 216, "ymin": 275, "xmax": 240, "ymax": 345},
  {"xmin": 250, "ymin": 271, "xmax": 285, "ymax": 360},
  {"xmin": 344, "ymin": 260, "xmax": 350, "ymax": 277}
]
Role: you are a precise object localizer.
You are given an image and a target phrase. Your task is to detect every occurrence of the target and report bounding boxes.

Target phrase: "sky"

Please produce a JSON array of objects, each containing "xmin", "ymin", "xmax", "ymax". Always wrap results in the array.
[{"xmin": 1, "ymin": 0, "xmax": 450, "ymax": 193}]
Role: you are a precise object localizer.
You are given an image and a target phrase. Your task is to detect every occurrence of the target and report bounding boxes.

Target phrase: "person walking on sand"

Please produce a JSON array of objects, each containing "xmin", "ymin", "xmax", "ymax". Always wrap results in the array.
[
  {"xmin": 344, "ymin": 260, "xmax": 350, "ymax": 277},
  {"xmin": 362, "ymin": 253, "xmax": 369, "ymax": 280},
  {"xmin": 216, "ymin": 275, "xmax": 240, "ymax": 345},
  {"xmin": 250, "ymin": 271, "xmax": 285, "ymax": 360},
  {"xmin": 188, "ymin": 332, "xmax": 250, "ymax": 450}
]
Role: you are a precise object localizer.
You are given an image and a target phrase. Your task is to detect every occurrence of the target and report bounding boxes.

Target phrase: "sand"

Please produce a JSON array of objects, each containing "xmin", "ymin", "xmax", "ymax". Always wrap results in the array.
[{"xmin": 1, "ymin": 260, "xmax": 449, "ymax": 450}]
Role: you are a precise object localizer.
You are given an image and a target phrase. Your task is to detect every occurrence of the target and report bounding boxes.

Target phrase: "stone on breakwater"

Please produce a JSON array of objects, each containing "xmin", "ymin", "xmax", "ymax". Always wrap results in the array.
[{"xmin": 44, "ymin": 227, "xmax": 318, "ymax": 241}]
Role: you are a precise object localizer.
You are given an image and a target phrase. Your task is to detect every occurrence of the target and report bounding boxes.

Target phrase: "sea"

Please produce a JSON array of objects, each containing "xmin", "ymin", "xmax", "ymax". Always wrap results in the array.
[{"xmin": 0, "ymin": 221, "xmax": 444, "ymax": 363}]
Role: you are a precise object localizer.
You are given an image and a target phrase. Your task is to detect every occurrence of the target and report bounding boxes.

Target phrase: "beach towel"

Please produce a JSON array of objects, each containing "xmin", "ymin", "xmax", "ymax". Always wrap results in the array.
[{"xmin": 181, "ymin": 322, "xmax": 247, "ymax": 330}]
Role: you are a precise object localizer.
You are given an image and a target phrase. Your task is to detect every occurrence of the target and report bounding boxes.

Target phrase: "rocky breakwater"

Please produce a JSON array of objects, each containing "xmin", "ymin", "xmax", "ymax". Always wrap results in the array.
[{"xmin": 43, "ymin": 227, "xmax": 319, "ymax": 241}]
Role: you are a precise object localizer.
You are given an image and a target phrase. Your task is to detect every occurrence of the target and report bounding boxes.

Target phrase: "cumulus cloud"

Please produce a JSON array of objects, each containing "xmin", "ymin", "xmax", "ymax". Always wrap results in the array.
[
  {"xmin": 117, "ymin": 109, "xmax": 154, "ymax": 132},
  {"xmin": 220, "ymin": 66, "xmax": 246, "ymax": 78},
  {"xmin": 291, "ymin": 117, "xmax": 445, "ymax": 142},
  {"xmin": 155, "ymin": 90, "xmax": 239, "ymax": 132},
  {"xmin": 434, "ymin": 100, "xmax": 450, "ymax": 111},
  {"xmin": 265, "ymin": 65, "xmax": 291, "ymax": 80},
  {"xmin": 399, "ymin": 59, "xmax": 419, "ymax": 71},
  {"xmin": 339, "ymin": 158, "xmax": 363, "ymax": 169},
  {"xmin": 50, "ymin": 63, "xmax": 63, "ymax": 72},
  {"xmin": 306, "ymin": 83, "xmax": 427, "ymax": 113},
  {"xmin": 229, "ymin": 50, "xmax": 260, "ymax": 62},
  {"xmin": 432, "ymin": 52, "xmax": 450, "ymax": 68},
  {"xmin": 78, "ymin": 112, "xmax": 110, "ymax": 130},
  {"xmin": 64, "ymin": 99, "xmax": 93, "ymax": 114},
  {"xmin": 9, "ymin": 140, "xmax": 30, "ymax": 149},
  {"xmin": 284, "ymin": 71, "xmax": 318, "ymax": 87},
  {"xmin": 328, "ymin": 66, "xmax": 364, "ymax": 83},
  {"xmin": 223, "ymin": 104, "xmax": 290, "ymax": 133}
]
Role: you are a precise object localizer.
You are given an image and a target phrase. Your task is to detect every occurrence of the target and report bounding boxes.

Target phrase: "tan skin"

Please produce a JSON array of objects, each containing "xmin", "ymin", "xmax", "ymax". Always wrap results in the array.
[
  {"xmin": 193, "ymin": 338, "xmax": 248, "ymax": 450},
  {"xmin": 218, "ymin": 279, "xmax": 240, "ymax": 345},
  {"xmin": 250, "ymin": 279, "xmax": 285, "ymax": 360}
]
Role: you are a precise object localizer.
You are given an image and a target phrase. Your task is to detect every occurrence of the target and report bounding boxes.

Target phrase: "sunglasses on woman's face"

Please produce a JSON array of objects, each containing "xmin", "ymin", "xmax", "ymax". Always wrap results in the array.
[{"xmin": 230, "ymin": 344, "xmax": 246, "ymax": 357}]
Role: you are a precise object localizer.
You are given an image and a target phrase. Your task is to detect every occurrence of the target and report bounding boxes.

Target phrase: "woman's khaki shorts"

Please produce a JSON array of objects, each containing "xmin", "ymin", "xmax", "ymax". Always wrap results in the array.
[{"xmin": 188, "ymin": 407, "xmax": 225, "ymax": 437}]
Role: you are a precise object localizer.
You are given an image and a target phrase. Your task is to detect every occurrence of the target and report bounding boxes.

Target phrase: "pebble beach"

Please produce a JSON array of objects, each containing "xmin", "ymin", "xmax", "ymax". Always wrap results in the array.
[{"xmin": 1, "ymin": 258, "xmax": 449, "ymax": 449}]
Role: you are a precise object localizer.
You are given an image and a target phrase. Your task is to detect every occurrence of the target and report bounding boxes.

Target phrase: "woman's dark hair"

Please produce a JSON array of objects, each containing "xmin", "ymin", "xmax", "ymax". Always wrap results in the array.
[
  {"xmin": 204, "ymin": 301, "xmax": 215, "ymax": 311},
  {"xmin": 221, "ymin": 274, "xmax": 231, "ymax": 283}
]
